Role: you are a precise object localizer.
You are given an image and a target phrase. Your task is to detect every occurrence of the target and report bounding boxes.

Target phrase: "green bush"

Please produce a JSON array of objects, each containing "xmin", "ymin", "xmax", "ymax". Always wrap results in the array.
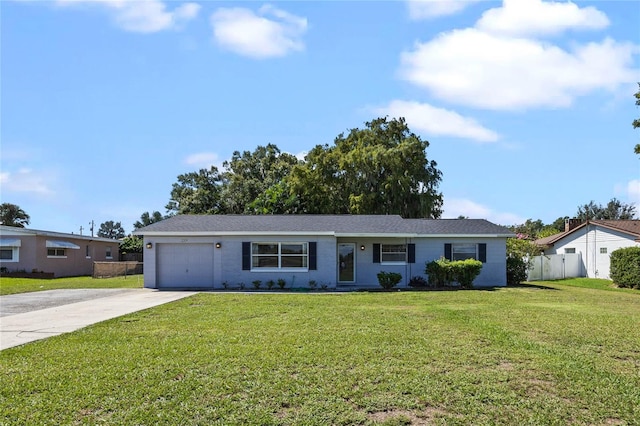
[
  {"xmin": 408, "ymin": 275, "xmax": 428, "ymax": 288},
  {"xmin": 507, "ymin": 256, "xmax": 528, "ymax": 285},
  {"xmin": 610, "ymin": 247, "xmax": 640, "ymax": 289},
  {"xmin": 377, "ymin": 271, "xmax": 402, "ymax": 290},
  {"xmin": 277, "ymin": 278, "xmax": 286, "ymax": 289},
  {"xmin": 425, "ymin": 258, "xmax": 483, "ymax": 289},
  {"xmin": 252, "ymin": 280, "xmax": 262, "ymax": 290}
]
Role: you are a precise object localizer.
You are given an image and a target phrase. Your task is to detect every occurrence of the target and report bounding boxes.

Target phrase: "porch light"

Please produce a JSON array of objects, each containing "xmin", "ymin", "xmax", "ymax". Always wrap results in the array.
[
  {"xmin": 216, "ymin": 242, "xmax": 222, "ymax": 248},
  {"xmin": 360, "ymin": 245, "xmax": 365, "ymax": 251},
  {"xmin": 146, "ymin": 242, "xmax": 153, "ymax": 249}
]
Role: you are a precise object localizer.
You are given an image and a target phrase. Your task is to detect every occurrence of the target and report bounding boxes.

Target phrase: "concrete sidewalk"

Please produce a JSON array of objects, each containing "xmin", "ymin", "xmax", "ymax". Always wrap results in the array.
[{"xmin": 1, "ymin": 289, "xmax": 196, "ymax": 350}]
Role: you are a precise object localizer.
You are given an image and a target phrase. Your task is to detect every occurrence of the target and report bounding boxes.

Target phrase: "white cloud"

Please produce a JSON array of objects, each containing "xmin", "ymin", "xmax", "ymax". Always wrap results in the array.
[
  {"xmin": 184, "ymin": 152, "xmax": 221, "ymax": 169},
  {"xmin": 399, "ymin": 29, "xmax": 638, "ymax": 110},
  {"xmin": 476, "ymin": 0, "xmax": 609, "ymax": 37},
  {"xmin": 0, "ymin": 169, "xmax": 55, "ymax": 197},
  {"xmin": 626, "ymin": 179, "xmax": 640, "ymax": 206},
  {"xmin": 443, "ymin": 197, "xmax": 525, "ymax": 225},
  {"xmin": 55, "ymin": 0, "xmax": 200, "ymax": 33},
  {"xmin": 374, "ymin": 100, "xmax": 499, "ymax": 143},
  {"xmin": 407, "ymin": 0, "xmax": 482, "ymax": 20},
  {"xmin": 211, "ymin": 5, "xmax": 307, "ymax": 59}
]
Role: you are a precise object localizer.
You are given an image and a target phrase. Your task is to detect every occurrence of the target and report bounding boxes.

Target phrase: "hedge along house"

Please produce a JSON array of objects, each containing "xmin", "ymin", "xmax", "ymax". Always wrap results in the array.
[
  {"xmin": 134, "ymin": 215, "xmax": 514, "ymax": 290},
  {"xmin": 0, "ymin": 225, "xmax": 119, "ymax": 278}
]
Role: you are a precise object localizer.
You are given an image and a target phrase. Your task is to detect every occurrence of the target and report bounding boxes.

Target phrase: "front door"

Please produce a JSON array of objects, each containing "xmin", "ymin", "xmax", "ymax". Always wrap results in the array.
[{"xmin": 338, "ymin": 243, "xmax": 355, "ymax": 283}]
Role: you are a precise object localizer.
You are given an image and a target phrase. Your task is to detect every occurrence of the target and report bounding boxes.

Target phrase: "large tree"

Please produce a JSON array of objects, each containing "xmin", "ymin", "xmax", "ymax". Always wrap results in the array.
[
  {"xmin": 221, "ymin": 144, "xmax": 300, "ymax": 214},
  {"xmin": 289, "ymin": 117, "xmax": 443, "ymax": 218},
  {"xmin": 0, "ymin": 203, "xmax": 30, "ymax": 227},
  {"xmin": 97, "ymin": 220, "xmax": 125, "ymax": 239},
  {"xmin": 633, "ymin": 82, "xmax": 639, "ymax": 155},
  {"xmin": 166, "ymin": 167, "xmax": 225, "ymax": 215},
  {"xmin": 133, "ymin": 211, "xmax": 168, "ymax": 230},
  {"xmin": 576, "ymin": 198, "xmax": 637, "ymax": 220}
]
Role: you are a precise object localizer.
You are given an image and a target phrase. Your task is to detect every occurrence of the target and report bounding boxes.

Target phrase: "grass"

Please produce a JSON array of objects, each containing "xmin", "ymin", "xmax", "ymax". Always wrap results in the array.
[
  {"xmin": 0, "ymin": 275, "xmax": 143, "ymax": 295},
  {"xmin": 1, "ymin": 279, "xmax": 639, "ymax": 425}
]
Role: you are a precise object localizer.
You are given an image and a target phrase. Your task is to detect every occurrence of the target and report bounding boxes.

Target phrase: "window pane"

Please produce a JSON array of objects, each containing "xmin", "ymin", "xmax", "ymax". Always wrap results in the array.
[
  {"xmin": 253, "ymin": 256, "xmax": 278, "ymax": 268},
  {"xmin": 281, "ymin": 244, "xmax": 306, "ymax": 254},
  {"xmin": 253, "ymin": 244, "xmax": 278, "ymax": 254},
  {"xmin": 381, "ymin": 244, "xmax": 406, "ymax": 262},
  {"xmin": 0, "ymin": 249, "xmax": 13, "ymax": 260},
  {"xmin": 282, "ymin": 256, "xmax": 307, "ymax": 268},
  {"xmin": 452, "ymin": 243, "xmax": 476, "ymax": 261}
]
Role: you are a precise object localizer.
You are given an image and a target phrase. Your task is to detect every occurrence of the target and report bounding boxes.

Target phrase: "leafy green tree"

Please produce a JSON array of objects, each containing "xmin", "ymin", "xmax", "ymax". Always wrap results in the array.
[
  {"xmin": 576, "ymin": 198, "xmax": 637, "ymax": 220},
  {"xmin": 221, "ymin": 144, "xmax": 300, "ymax": 214},
  {"xmin": 506, "ymin": 237, "xmax": 540, "ymax": 285},
  {"xmin": 633, "ymin": 83, "xmax": 639, "ymax": 155},
  {"xmin": 550, "ymin": 216, "xmax": 569, "ymax": 233},
  {"xmin": 133, "ymin": 211, "xmax": 168, "ymax": 230},
  {"xmin": 289, "ymin": 117, "xmax": 443, "ymax": 218},
  {"xmin": 166, "ymin": 167, "xmax": 225, "ymax": 215},
  {"xmin": 98, "ymin": 221, "xmax": 125, "ymax": 239},
  {"xmin": 120, "ymin": 235, "xmax": 143, "ymax": 254},
  {"xmin": 0, "ymin": 203, "xmax": 30, "ymax": 227}
]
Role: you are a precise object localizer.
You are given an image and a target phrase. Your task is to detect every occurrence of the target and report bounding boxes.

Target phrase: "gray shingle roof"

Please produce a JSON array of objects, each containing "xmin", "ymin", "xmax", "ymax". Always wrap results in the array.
[{"xmin": 134, "ymin": 215, "xmax": 514, "ymax": 237}]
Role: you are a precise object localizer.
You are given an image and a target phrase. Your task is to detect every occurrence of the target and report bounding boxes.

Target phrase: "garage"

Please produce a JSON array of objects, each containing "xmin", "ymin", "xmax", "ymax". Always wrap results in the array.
[{"xmin": 156, "ymin": 243, "xmax": 215, "ymax": 288}]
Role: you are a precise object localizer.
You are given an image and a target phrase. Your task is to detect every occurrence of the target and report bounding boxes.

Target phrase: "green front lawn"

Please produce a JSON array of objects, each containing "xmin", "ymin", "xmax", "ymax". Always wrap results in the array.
[
  {"xmin": 0, "ymin": 275, "xmax": 143, "ymax": 295},
  {"xmin": 1, "ymin": 280, "xmax": 639, "ymax": 425}
]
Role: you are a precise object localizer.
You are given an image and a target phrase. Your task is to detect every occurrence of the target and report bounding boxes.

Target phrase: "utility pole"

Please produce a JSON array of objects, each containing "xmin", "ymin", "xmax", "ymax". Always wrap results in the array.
[
  {"xmin": 89, "ymin": 220, "xmax": 95, "ymax": 237},
  {"xmin": 79, "ymin": 225, "xmax": 84, "ymax": 235}
]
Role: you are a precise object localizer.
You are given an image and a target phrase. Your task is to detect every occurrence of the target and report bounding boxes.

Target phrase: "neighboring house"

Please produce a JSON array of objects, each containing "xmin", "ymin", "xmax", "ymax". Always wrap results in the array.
[
  {"xmin": 535, "ymin": 219, "xmax": 640, "ymax": 279},
  {"xmin": 0, "ymin": 225, "xmax": 119, "ymax": 278},
  {"xmin": 133, "ymin": 215, "xmax": 514, "ymax": 290}
]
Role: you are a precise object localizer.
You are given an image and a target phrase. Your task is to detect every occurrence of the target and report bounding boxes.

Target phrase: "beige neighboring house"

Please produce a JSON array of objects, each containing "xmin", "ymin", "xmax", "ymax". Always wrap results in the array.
[
  {"xmin": 536, "ymin": 219, "xmax": 640, "ymax": 279},
  {"xmin": 0, "ymin": 225, "xmax": 119, "ymax": 278}
]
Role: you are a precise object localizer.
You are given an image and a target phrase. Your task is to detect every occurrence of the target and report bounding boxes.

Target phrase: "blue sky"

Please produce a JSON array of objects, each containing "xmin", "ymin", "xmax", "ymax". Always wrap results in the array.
[{"xmin": 2, "ymin": 0, "xmax": 639, "ymax": 235}]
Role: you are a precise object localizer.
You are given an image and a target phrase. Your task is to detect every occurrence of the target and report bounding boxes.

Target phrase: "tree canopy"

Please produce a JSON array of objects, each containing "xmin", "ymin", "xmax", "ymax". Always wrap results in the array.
[
  {"xmin": 576, "ymin": 198, "xmax": 637, "ymax": 220},
  {"xmin": 133, "ymin": 211, "xmax": 169, "ymax": 230},
  {"xmin": 0, "ymin": 203, "xmax": 30, "ymax": 228},
  {"xmin": 289, "ymin": 117, "xmax": 443, "ymax": 218},
  {"xmin": 97, "ymin": 221, "xmax": 125, "ymax": 239},
  {"xmin": 165, "ymin": 118, "xmax": 443, "ymax": 218}
]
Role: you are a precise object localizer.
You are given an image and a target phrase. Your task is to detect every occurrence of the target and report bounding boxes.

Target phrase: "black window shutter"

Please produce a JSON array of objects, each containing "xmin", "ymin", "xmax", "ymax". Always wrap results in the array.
[
  {"xmin": 242, "ymin": 242, "xmax": 251, "ymax": 270},
  {"xmin": 444, "ymin": 243, "xmax": 452, "ymax": 261},
  {"xmin": 408, "ymin": 243, "xmax": 416, "ymax": 263},
  {"xmin": 309, "ymin": 242, "xmax": 317, "ymax": 270},
  {"xmin": 373, "ymin": 243, "xmax": 381, "ymax": 263},
  {"xmin": 478, "ymin": 243, "xmax": 487, "ymax": 263}
]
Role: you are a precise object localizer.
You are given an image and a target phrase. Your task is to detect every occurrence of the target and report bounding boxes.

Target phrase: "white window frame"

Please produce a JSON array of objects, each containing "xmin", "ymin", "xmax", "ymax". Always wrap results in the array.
[
  {"xmin": 599, "ymin": 247, "xmax": 607, "ymax": 254},
  {"xmin": 251, "ymin": 242, "xmax": 308, "ymax": 271},
  {"xmin": 47, "ymin": 248, "xmax": 67, "ymax": 258},
  {"xmin": 0, "ymin": 247, "xmax": 19, "ymax": 262},
  {"xmin": 452, "ymin": 243, "xmax": 478, "ymax": 261},
  {"xmin": 380, "ymin": 243, "xmax": 407, "ymax": 264},
  {"xmin": 565, "ymin": 248, "xmax": 576, "ymax": 254}
]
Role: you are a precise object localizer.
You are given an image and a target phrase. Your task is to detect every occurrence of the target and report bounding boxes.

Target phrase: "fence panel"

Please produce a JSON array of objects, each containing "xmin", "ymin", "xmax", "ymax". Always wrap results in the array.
[
  {"xmin": 93, "ymin": 261, "xmax": 143, "ymax": 278},
  {"xmin": 527, "ymin": 253, "xmax": 583, "ymax": 281}
]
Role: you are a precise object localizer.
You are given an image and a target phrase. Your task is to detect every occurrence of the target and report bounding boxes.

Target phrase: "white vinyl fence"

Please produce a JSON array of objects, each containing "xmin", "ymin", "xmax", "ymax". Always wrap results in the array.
[{"xmin": 527, "ymin": 253, "xmax": 583, "ymax": 281}]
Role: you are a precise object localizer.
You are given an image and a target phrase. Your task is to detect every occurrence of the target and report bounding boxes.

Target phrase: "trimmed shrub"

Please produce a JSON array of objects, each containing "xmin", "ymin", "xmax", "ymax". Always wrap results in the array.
[
  {"xmin": 252, "ymin": 280, "xmax": 262, "ymax": 290},
  {"xmin": 425, "ymin": 258, "xmax": 483, "ymax": 289},
  {"xmin": 610, "ymin": 247, "xmax": 640, "ymax": 289},
  {"xmin": 408, "ymin": 275, "xmax": 428, "ymax": 288},
  {"xmin": 266, "ymin": 279, "xmax": 275, "ymax": 290},
  {"xmin": 507, "ymin": 256, "xmax": 528, "ymax": 285},
  {"xmin": 425, "ymin": 258, "xmax": 454, "ymax": 287},
  {"xmin": 377, "ymin": 271, "xmax": 402, "ymax": 290},
  {"xmin": 277, "ymin": 278, "xmax": 286, "ymax": 289}
]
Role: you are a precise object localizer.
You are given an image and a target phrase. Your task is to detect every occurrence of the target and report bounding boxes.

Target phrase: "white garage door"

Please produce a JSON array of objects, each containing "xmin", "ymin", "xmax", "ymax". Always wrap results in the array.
[{"xmin": 157, "ymin": 243, "xmax": 214, "ymax": 288}]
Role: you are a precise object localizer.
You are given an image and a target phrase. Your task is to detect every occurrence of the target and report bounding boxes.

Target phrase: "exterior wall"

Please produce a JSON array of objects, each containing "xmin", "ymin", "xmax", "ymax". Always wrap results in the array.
[
  {"xmin": 143, "ymin": 234, "xmax": 509, "ymax": 289},
  {"xmin": 349, "ymin": 237, "xmax": 507, "ymax": 288},
  {"xmin": 544, "ymin": 225, "xmax": 639, "ymax": 279},
  {"xmin": 0, "ymin": 231, "xmax": 118, "ymax": 278},
  {"xmin": 142, "ymin": 235, "xmax": 337, "ymax": 289}
]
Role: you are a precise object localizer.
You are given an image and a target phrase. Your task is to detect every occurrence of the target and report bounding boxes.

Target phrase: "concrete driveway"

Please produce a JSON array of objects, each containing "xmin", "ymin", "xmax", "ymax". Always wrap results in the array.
[{"xmin": 0, "ymin": 289, "xmax": 196, "ymax": 350}]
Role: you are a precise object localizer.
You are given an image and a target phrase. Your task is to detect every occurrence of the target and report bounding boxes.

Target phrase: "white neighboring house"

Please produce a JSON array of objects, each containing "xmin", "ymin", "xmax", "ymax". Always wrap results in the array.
[{"xmin": 536, "ymin": 219, "xmax": 640, "ymax": 279}]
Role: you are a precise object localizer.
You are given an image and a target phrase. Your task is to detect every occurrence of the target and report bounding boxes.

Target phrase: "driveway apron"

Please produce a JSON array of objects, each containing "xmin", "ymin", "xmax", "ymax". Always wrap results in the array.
[{"xmin": 0, "ymin": 289, "xmax": 196, "ymax": 350}]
